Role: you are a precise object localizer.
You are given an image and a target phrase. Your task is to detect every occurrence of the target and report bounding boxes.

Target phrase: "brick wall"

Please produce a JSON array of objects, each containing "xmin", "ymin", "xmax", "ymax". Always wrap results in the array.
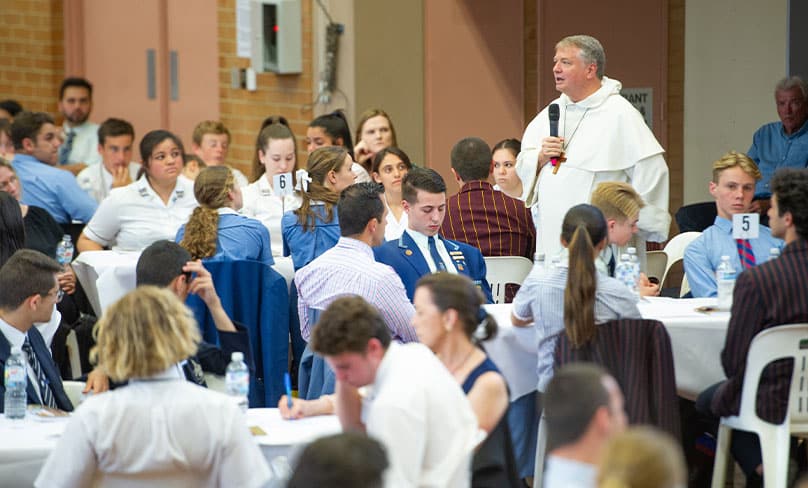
[
  {"xmin": 217, "ymin": 0, "xmax": 315, "ymax": 179},
  {"xmin": 0, "ymin": 0, "xmax": 64, "ymax": 115}
]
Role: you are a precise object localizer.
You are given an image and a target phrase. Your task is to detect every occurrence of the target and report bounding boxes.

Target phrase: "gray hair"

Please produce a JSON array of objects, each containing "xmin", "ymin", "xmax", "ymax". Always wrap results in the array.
[
  {"xmin": 557, "ymin": 35, "xmax": 605, "ymax": 79},
  {"xmin": 775, "ymin": 76, "xmax": 808, "ymax": 100}
]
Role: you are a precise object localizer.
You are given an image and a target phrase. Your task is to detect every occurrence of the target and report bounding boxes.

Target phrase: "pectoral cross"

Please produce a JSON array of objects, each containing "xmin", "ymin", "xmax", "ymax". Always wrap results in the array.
[{"xmin": 552, "ymin": 152, "xmax": 567, "ymax": 174}]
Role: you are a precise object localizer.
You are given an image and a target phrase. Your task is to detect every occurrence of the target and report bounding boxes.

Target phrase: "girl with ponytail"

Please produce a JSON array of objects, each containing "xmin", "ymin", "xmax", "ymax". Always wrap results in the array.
[
  {"xmin": 176, "ymin": 166, "xmax": 272, "ymax": 265},
  {"xmin": 511, "ymin": 204, "xmax": 641, "ymax": 392}
]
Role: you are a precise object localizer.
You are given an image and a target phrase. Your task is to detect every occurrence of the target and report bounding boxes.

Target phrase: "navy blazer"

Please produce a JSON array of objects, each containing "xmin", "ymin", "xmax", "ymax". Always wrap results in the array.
[
  {"xmin": 374, "ymin": 232, "xmax": 494, "ymax": 303},
  {"xmin": 0, "ymin": 326, "xmax": 73, "ymax": 412}
]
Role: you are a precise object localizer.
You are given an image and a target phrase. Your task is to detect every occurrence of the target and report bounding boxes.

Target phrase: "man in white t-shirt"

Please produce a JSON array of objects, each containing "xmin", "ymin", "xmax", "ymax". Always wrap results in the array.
[
  {"xmin": 310, "ymin": 295, "xmax": 480, "ymax": 488},
  {"xmin": 542, "ymin": 363, "xmax": 627, "ymax": 488},
  {"xmin": 76, "ymin": 118, "xmax": 141, "ymax": 203}
]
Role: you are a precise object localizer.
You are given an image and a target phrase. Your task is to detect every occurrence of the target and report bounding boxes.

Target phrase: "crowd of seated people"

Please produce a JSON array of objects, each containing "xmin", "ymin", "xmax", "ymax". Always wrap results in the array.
[{"xmin": 1, "ymin": 46, "xmax": 808, "ymax": 487}]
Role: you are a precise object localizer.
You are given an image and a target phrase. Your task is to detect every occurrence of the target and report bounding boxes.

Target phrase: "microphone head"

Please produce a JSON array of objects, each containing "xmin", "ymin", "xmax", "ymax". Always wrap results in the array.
[{"xmin": 548, "ymin": 103, "xmax": 560, "ymax": 121}]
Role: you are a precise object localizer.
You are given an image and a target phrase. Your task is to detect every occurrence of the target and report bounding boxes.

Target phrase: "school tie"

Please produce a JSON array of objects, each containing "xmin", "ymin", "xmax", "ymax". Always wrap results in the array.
[
  {"xmin": 607, "ymin": 251, "xmax": 616, "ymax": 277},
  {"xmin": 736, "ymin": 239, "xmax": 756, "ymax": 269},
  {"xmin": 22, "ymin": 336, "xmax": 57, "ymax": 408},
  {"xmin": 58, "ymin": 129, "xmax": 75, "ymax": 166},
  {"xmin": 428, "ymin": 236, "xmax": 447, "ymax": 272}
]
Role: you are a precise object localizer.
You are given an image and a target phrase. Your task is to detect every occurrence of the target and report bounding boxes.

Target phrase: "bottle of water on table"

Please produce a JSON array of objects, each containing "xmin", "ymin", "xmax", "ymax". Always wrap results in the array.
[
  {"xmin": 5, "ymin": 346, "xmax": 27, "ymax": 419},
  {"xmin": 55, "ymin": 235, "xmax": 74, "ymax": 270},
  {"xmin": 716, "ymin": 255, "xmax": 736, "ymax": 310},
  {"xmin": 615, "ymin": 253, "xmax": 639, "ymax": 299},
  {"xmin": 226, "ymin": 352, "xmax": 249, "ymax": 412}
]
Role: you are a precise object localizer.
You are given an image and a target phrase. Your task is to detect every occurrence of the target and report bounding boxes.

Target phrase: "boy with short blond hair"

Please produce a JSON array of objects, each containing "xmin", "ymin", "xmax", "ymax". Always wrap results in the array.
[{"xmin": 190, "ymin": 120, "xmax": 247, "ymax": 187}]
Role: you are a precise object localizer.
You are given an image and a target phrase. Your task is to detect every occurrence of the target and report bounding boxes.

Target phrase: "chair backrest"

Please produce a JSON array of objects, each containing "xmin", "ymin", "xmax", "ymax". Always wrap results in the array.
[
  {"xmin": 675, "ymin": 202, "xmax": 717, "ymax": 233},
  {"xmin": 736, "ymin": 324, "xmax": 808, "ymax": 424},
  {"xmin": 483, "ymin": 256, "xmax": 534, "ymax": 304},
  {"xmin": 661, "ymin": 231, "xmax": 701, "ymax": 286},
  {"xmin": 554, "ymin": 318, "xmax": 681, "ymax": 439},
  {"xmin": 645, "ymin": 250, "xmax": 667, "ymax": 283},
  {"xmin": 62, "ymin": 380, "xmax": 85, "ymax": 407},
  {"xmin": 679, "ymin": 273, "xmax": 691, "ymax": 297},
  {"xmin": 185, "ymin": 259, "xmax": 290, "ymax": 407}
]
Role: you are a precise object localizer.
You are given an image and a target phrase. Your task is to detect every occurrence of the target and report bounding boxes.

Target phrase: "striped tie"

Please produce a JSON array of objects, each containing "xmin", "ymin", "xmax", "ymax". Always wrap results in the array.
[
  {"xmin": 22, "ymin": 336, "xmax": 57, "ymax": 408},
  {"xmin": 428, "ymin": 236, "xmax": 447, "ymax": 272},
  {"xmin": 58, "ymin": 130, "xmax": 75, "ymax": 166},
  {"xmin": 736, "ymin": 239, "xmax": 756, "ymax": 269}
]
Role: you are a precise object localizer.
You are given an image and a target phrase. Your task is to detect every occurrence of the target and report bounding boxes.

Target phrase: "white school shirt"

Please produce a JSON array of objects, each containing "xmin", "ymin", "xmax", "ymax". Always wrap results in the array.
[
  {"xmin": 35, "ymin": 367, "xmax": 270, "ymax": 488},
  {"xmin": 383, "ymin": 194, "xmax": 408, "ymax": 241},
  {"xmin": 240, "ymin": 175, "xmax": 302, "ymax": 257},
  {"xmin": 76, "ymin": 162, "xmax": 142, "ymax": 203},
  {"xmin": 405, "ymin": 229, "xmax": 458, "ymax": 273},
  {"xmin": 82, "ymin": 176, "xmax": 197, "ymax": 251},
  {"xmin": 61, "ymin": 121, "xmax": 102, "ymax": 166}
]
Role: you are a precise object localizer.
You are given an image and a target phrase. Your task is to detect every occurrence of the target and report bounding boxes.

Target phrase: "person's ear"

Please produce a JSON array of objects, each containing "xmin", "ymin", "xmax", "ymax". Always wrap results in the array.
[
  {"xmin": 443, "ymin": 308, "xmax": 459, "ymax": 332},
  {"xmin": 21, "ymin": 137, "xmax": 35, "ymax": 153},
  {"xmin": 708, "ymin": 181, "xmax": 718, "ymax": 198},
  {"xmin": 450, "ymin": 168, "xmax": 461, "ymax": 183},
  {"xmin": 402, "ymin": 199, "xmax": 411, "ymax": 213}
]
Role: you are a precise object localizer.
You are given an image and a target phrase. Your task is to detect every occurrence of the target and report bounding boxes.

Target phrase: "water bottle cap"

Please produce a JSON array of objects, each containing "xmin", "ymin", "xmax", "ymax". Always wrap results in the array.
[
  {"xmin": 231, "ymin": 352, "xmax": 244, "ymax": 362},
  {"xmin": 720, "ymin": 255, "xmax": 730, "ymax": 260},
  {"xmin": 62, "ymin": 234, "xmax": 72, "ymax": 241},
  {"xmin": 627, "ymin": 247, "xmax": 637, "ymax": 253},
  {"xmin": 620, "ymin": 254, "xmax": 630, "ymax": 260}
]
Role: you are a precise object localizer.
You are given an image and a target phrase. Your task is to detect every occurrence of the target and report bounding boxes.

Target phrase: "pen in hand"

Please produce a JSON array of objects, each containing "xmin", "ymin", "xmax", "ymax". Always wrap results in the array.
[{"xmin": 284, "ymin": 372, "xmax": 293, "ymax": 411}]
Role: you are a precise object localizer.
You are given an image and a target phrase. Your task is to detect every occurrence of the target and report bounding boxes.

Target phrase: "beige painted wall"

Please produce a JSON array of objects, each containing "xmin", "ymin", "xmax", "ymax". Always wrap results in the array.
[
  {"xmin": 311, "ymin": 0, "xmax": 424, "ymax": 166},
  {"xmin": 683, "ymin": 0, "xmax": 788, "ymax": 203},
  {"xmin": 424, "ymin": 0, "xmax": 524, "ymax": 183}
]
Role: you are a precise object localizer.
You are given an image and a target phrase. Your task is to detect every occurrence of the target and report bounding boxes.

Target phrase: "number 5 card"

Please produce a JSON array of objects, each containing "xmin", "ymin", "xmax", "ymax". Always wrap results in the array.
[{"xmin": 732, "ymin": 213, "xmax": 760, "ymax": 239}]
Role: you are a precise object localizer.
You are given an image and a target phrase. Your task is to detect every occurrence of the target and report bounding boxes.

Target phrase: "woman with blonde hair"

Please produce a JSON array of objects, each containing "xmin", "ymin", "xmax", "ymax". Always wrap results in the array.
[
  {"xmin": 241, "ymin": 117, "xmax": 302, "ymax": 257},
  {"xmin": 354, "ymin": 108, "xmax": 397, "ymax": 172},
  {"xmin": 35, "ymin": 286, "xmax": 270, "ymax": 487},
  {"xmin": 281, "ymin": 146, "xmax": 356, "ymax": 270},
  {"xmin": 176, "ymin": 166, "xmax": 272, "ymax": 265},
  {"xmin": 597, "ymin": 426, "xmax": 686, "ymax": 488}
]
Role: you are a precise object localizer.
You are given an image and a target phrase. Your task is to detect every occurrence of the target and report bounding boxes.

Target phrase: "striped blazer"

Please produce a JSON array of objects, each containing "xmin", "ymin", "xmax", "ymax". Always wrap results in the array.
[
  {"xmin": 554, "ymin": 318, "xmax": 681, "ymax": 439},
  {"xmin": 441, "ymin": 180, "xmax": 535, "ymax": 260},
  {"xmin": 712, "ymin": 238, "xmax": 808, "ymax": 424}
]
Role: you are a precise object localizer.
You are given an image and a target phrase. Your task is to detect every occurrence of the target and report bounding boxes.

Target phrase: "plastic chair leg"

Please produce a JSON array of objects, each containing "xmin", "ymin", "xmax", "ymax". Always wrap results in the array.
[
  {"xmin": 759, "ymin": 425, "xmax": 790, "ymax": 488},
  {"xmin": 533, "ymin": 412, "xmax": 547, "ymax": 488},
  {"xmin": 711, "ymin": 423, "xmax": 732, "ymax": 488}
]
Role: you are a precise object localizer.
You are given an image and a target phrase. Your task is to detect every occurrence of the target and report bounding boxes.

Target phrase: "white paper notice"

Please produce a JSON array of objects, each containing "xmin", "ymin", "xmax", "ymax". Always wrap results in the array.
[
  {"xmin": 236, "ymin": 0, "xmax": 252, "ymax": 58},
  {"xmin": 273, "ymin": 172, "xmax": 294, "ymax": 196},
  {"xmin": 732, "ymin": 213, "xmax": 760, "ymax": 239}
]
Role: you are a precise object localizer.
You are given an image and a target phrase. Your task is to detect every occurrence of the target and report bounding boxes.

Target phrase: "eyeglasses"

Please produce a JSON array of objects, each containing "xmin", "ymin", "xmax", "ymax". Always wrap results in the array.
[{"xmin": 42, "ymin": 288, "xmax": 64, "ymax": 303}]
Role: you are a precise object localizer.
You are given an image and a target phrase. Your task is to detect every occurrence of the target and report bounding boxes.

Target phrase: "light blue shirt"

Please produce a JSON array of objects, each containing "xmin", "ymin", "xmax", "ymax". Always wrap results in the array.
[
  {"xmin": 748, "ymin": 121, "xmax": 808, "ymax": 198},
  {"xmin": 281, "ymin": 204, "xmax": 340, "ymax": 270},
  {"xmin": 175, "ymin": 208, "xmax": 273, "ymax": 266},
  {"xmin": 511, "ymin": 264, "xmax": 641, "ymax": 392},
  {"xmin": 683, "ymin": 216, "xmax": 784, "ymax": 298},
  {"xmin": 13, "ymin": 153, "xmax": 98, "ymax": 224}
]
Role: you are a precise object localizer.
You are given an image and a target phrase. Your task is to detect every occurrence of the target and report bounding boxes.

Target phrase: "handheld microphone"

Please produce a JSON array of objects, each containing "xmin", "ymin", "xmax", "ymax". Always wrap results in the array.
[{"xmin": 548, "ymin": 103, "xmax": 560, "ymax": 168}]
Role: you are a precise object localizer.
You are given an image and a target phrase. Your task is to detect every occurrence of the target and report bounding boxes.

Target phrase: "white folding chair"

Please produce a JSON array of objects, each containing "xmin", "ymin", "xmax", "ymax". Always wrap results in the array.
[
  {"xmin": 679, "ymin": 273, "xmax": 691, "ymax": 297},
  {"xmin": 62, "ymin": 380, "xmax": 86, "ymax": 407},
  {"xmin": 65, "ymin": 329, "xmax": 83, "ymax": 379},
  {"xmin": 711, "ymin": 324, "xmax": 808, "ymax": 488},
  {"xmin": 532, "ymin": 412, "xmax": 548, "ymax": 488},
  {"xmin": 661, "ymin": 231, "xmax": 701, "ymax": 291},
  {"xmin": 483, "ymin": 256, "xmax": 533, "ymax": 304},
  {"xmin": 645, "ymin": 250, "xmax": 668, "ymax": 283}
]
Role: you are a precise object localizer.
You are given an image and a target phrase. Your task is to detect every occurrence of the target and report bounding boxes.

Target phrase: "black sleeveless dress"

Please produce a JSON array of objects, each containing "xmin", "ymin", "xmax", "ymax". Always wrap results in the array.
[{"xmin": 462, "ymin": 356, "xmax": 522, "ymax": 488}]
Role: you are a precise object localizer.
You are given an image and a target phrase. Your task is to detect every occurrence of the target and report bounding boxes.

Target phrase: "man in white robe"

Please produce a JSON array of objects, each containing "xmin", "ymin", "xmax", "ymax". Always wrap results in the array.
[{"xmin": 517, "ymin": 35, "xmax": 670, "ymax": 260}]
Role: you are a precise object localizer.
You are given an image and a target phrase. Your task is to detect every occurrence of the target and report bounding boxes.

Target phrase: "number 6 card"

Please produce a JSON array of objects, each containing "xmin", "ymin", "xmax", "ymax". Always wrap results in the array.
[
  {"xmin": 273, "ymin": 172, "xmax": 294, "ymax": 196},
  {"xmin": 732, "ymin": 213, "xmax": 759, "ymax": 239}
]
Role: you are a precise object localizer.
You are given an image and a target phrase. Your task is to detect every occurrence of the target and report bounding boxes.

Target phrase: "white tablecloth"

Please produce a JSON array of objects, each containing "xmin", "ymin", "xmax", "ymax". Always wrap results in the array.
[
  {"xmin": 0, "ymin": 408, "xmax": 341, "ymax": 487},
  {"xmin": 483, "ymin": 297, "xmax": 730, "ymax": 402}
]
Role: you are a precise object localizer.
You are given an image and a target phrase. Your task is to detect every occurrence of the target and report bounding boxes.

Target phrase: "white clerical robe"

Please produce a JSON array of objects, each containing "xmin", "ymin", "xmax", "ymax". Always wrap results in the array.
[{"xmin": 516, "ymin": 76, "xmax": 671, "ymax": 260}]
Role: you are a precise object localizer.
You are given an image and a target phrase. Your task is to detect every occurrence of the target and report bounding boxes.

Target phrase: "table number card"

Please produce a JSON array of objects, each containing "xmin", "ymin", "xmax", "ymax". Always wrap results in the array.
[
  {"xmin": 732, "ymin": 213, "xmax": 759, "ymax": 239},
  {"xmin": 273, "ymin": 172, "xmax": 294, "ymax": 196}
]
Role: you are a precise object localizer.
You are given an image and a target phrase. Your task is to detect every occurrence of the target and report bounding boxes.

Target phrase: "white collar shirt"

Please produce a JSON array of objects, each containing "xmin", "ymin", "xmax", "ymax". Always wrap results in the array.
[{"xmin": 405, "ymin": 229, "xmax": 458, "ymax": 273}]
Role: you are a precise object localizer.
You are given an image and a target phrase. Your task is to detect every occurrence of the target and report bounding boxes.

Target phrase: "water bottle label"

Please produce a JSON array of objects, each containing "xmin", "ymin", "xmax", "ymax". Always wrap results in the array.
[
  {"xmin": 226, "ymin": 371, "xmax": 249, "ymax": 396},
  {"xmin": 5, "ymin": 365, "xmax": 25, "ymax": 385}
]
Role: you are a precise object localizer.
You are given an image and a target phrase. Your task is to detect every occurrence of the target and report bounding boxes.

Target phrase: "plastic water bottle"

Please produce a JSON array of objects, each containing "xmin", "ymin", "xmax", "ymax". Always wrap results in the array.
[
  {"xmin": 615, "ymin": 253, "xmax": 639, "ymax": 299},
  {"xmin": 4, "ymin": 347, "xmax": 27, "ymax": 419},
  {"xmin": 55, "ymin": 235, "xmax": 74, "ymax": 270},
  {"xmin": 627, "ymin": 247, "xmax": 641, "ymax": 282},
  {"xmin": 225, "ymin": 352, "xmax": 249, "ymax": 412},
  {"xmin": 769, "ymin": 247, "xmax": 781, "ymax": 260},
  {"xmin": 716, "ymin": 255, "xmax": 737, "ymax": 310}
]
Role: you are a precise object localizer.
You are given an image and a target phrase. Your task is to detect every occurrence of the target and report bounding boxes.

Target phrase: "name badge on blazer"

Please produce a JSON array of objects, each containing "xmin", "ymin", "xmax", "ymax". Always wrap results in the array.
[{"xmin": 450, "ymin": 253, "xmax": 467, "ymax": 271}]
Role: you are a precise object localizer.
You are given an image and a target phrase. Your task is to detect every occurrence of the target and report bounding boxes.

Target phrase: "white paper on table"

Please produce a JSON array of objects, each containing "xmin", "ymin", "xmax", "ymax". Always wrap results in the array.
[{"xmin": 246, "ymin": 409, "xmax": 341, "ymax": 446}]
